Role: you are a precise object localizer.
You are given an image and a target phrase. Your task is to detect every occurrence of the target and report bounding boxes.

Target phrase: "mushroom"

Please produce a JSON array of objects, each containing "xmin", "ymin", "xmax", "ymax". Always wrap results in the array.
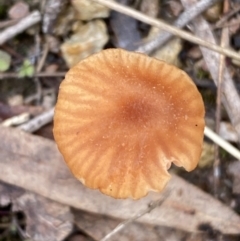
[{"xmin": 53, "ymin": 48, "xmax": 205, "ymax": 199}]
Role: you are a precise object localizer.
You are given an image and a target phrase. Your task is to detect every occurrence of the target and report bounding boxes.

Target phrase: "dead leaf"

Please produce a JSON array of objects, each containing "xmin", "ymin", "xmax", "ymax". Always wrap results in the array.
[
  {"xmin": 0, "ymin": 181, "xmax": 73, "ymax": 241},
  {"xmin": 0, "ymin": 181, "xmax": 24, "ymax": 206},
  {"xmin": 0, "ymin": 126, "xmax": 240, "ymax": 234},
  {"xmin": 143, "ymin": 27, "xmax": 182, "ymax": 66},
  {"xmin": 219, "ymin": 122, "xmax": 238, "ymax": 143},
  {"xmin": 228, "ymin": 162, "xmax": 240, "ymax": 194},
  {"xmin": 61, "ymin": 20, "xmax": 108, "ymax": 67},
  {"xmin": 110, "ymin": 0, "xmax": 141, "ymax": 50},
  {"xmin": 13, "ymin": 192, "xmax": 73, "ymax": 241},
  {"xmin": 72, "ymin": 0, "xmax": 111, "ymax": 20}
]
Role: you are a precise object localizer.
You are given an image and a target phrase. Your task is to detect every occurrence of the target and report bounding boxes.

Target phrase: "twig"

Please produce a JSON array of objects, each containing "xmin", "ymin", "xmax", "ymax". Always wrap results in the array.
[
  {"xmin": 137, "ymin": 0, "xmax": 219, "ymax": 53},
  {"xmin": 0, "ymin": 71, "xmax": 66, "ymax": 79},
  {"xmin": 2, "ymin": 113, "xmax": 30, "ymax": 127},
  {"xmin": 204, "ymin": 126, "xmax": 240, "ymax": 160},
  {"xmin": 100, "ymin": 191, "xmax": 171, "ymax": 241},
  {"xmin": 31, "ymin": 40, "xmax": 50, "ymax": 104},
  {"xmin": 34, "ymin": 33, "xmax": 43, "ymax": 105},
  {"xmin": 0, "ymin": 11, "xmax": 41, "ymax": 45},
  {"xmin": 91, "ymin": 0, "xmax": 240, "ymax": 61},
  {"xmin": 36, "ymin": 43, "xmax": 49, "ymax": 73},
  {"xmin": 214, "ymin": 0, "xmax": 229, "ymax": 196},
  {"xmin": 18, "ymin": 107, "xmax": 54, "ymax": 133}
]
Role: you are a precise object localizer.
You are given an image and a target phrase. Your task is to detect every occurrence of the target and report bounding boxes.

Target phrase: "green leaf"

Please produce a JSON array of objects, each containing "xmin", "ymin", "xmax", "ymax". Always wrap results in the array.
[
  {"xmin": 0, "ymin": 50, "xmax": 11, "ymax": 72},
  {"xmin": 18, "ymin": 59, "xmax": 35, "ymax": 78}
]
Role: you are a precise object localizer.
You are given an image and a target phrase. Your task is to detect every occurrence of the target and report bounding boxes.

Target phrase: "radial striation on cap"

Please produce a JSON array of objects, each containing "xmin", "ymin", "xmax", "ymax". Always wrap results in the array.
[{"xmin": 53, "ymin": 48, "xmax": 205, "ymax": 199}]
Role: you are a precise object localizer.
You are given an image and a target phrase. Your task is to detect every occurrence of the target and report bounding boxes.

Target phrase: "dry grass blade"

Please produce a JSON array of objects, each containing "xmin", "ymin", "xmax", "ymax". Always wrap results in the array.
[
  {"xmin": 91, "ymin": 0, "xmax": 240, "ymax": 61},
  {"xmin": 2, "ymin": 113, "xmax": 30, "ymax": 127},
  {"xmin": 213, "ymin": 0, "xmax": 229, "ymax": 195},
  {"xmin": 204, "ymin": 126, "xmax": 240, "ymax": 160}
]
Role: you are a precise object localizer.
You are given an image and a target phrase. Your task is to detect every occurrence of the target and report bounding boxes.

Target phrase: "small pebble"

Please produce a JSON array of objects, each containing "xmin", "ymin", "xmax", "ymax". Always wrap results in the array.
[{"xmin": 8, "ymin": 1, "xmax": 29, "ymax": 19}]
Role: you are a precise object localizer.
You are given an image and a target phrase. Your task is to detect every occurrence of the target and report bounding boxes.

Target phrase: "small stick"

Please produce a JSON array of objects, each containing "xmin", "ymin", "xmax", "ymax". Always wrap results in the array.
[
  {"xmin": 2, "ymin": 113, "xmax": 30, "ymax": 127},
  {"xmin": 0, "ymin": 11, "xmax": 41, "ymax": 45},
  {"xmin": 204, "ymin": 126, "xmax": 240, "ymax": 160},
  {"xmin": 91, "ymin": 0, "xmax": 240, "ymax": 61},
  {"xmin": 36, "ymin": 43, "xmax": 49, "ymax": 73},
  {"xmin": 34, "ymin": 33, "xmax": 43, "ymax": 105},
  {"xmin": 214, "ymin": 0, "xmax": 229, "ymax": 196},
  {"xmin": 18, "ymin": 107, "xmax": 54, "ymax": 133},
  {"xmin": 0, "ymin": 71, "xmax": 66, "ymax": 79},
  {"xmin": 100, "ymin": 191, "xmax": 171, "ymax": 241}
]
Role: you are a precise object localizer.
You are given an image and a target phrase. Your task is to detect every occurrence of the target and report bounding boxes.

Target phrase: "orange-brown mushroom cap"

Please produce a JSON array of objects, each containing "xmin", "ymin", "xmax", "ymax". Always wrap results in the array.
[{"xmin": 53, "ymin": 48, "xmax": 205, "ymax": 199}]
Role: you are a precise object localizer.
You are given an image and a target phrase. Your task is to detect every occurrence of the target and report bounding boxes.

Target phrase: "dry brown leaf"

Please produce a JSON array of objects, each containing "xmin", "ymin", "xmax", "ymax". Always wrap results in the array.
[
  {"xmin": 72, "ymin": 0, "xmax": 111, "ymax": 20},
  {"xmin": 0, "ymin": 126, "xmax": 240, "ymax": 234},
  {"xmin": 61, "ymin": 20, "xmax": 108, "ymax": 67}
]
